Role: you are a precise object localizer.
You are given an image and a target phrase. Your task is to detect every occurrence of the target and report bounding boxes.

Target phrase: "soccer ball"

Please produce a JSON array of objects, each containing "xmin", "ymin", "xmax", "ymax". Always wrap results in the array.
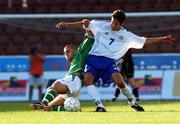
[{"xmin": 64, "ymin": 97, "xmax": 80, "ymax": 112}]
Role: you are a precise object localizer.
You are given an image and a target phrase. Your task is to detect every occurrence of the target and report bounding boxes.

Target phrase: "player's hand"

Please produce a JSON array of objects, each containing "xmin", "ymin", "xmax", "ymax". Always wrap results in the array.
[
  {"xmin": 82, "ymin": 19, "xmax": 90, "ymax": 27},
  {"xmin": 163, "ymin": 35, "xmax": 175, "ymax": 44},
  {"xmin": 56, "ymin": 22, "xmax": 67, "ymax": 29}
]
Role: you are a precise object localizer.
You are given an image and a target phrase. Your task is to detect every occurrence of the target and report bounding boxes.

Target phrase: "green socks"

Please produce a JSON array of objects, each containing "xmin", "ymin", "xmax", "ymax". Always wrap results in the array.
[
  {"xmin": 42, "ymin": 89, "xmax": 57, "ymax": 105},
  {"xmin": 51, "ymin": 106, "xmax": 65, "ymax": 111}
]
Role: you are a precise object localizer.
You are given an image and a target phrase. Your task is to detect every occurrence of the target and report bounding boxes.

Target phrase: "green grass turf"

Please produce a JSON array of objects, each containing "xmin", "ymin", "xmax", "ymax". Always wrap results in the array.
[{"xmin": 0, "ymin": 101, "xmax": 180, "ymax": 124}]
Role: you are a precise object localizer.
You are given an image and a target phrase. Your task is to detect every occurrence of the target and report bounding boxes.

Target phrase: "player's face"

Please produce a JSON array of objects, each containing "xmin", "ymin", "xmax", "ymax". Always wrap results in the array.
[
  {"xmin": 64, "ymin": 47, "xmax": 75, "ymax": 62},
  {"xmin": 111, "ymin": 17, "xmax": 121, "ymax": 31}
]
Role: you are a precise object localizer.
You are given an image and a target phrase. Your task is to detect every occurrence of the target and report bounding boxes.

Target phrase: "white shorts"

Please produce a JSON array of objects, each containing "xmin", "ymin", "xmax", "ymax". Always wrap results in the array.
[
  {"xmin": 28, "ymin": 74, "xmax": 44, "ymax": 86},
  {"xmin": 55, "ymin": 75, "xmax": 82, "ymax": 98}
]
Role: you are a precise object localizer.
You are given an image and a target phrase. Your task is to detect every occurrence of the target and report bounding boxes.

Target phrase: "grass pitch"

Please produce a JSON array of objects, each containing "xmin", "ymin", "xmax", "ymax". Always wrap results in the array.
[{"xmin": 0, "ymin": 101, "xmax": 180, "ymax": 124}]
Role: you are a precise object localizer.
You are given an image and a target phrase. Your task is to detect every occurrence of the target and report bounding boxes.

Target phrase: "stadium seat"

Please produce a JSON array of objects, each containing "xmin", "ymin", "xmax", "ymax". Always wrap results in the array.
[
  {"xmin": 159, "ymin": 44, "xmax": 174, "ymax": 53},
  {"xmin": 12, "ymin": 35, "xmax": 26, "ymax": 45},
  {"xmin": 139, "ymin": 3, "xmax": 155, "ymax": 12},
  {"xmin": 0, "ymin": 35, "xmax": 10, "ymax": 47},
  {"xmin": 153, "ymin": 3, "xmax": 170, "ymax": 11},
  {"xmin": 169, "ymin": 3, "xmax": 180, "ymax": 11},
  {"xmin": 51, "ymin": 43, "xmax": 64, "ymax": 54},
  {"xmin": 18, "ymin": 6, "xmax": 33, "ymax": 13},
  {"xmin": 175, "ymin": 42, "xmax": 180, "ymax": 52},
  {"xmin": 144, "ymin": 45, "xmax": 160, "ymax": 53},
  {"xmin": 6, "ymin": 44, "xmax": 20, "ymax": 55},
  {"xmin": 52, "ymin": 0, "xmax": 68, "ymax": 6},
  {"xmin": 69, "ymin": 0, "xmax": 82, "ymax": 5},
  {"xmin": 42, "ymin": 0, "xmax": 52, "ymax": 6},
  {"xmin": 108, "ymin": 5, "xmax": 125, "ymax": 12},
  {"xmin": 92, "ymin": 5, "xmax": 108, "ymax": 12},
  {"xmin": 124, "ymin": 4, "xmax": 140, "ymax": 12},
  {"xmin": 49, "ymin": 5, "xmax": 64, "ymax": 13},
  {"xmin": 4, "ymin": 6, "xmax": 17, "ymax": 13},
  {"xmin": 84, "ymin": 0, "xmax": 99, "ymax": 5},
  {"xmin": 0, "ymin": 0, "xmax": 7, "ymax": 6},
  {"xmin": 127, "ymin": 0, "xmax": 142, "ymax": 5},
  {"xmin": 99, "ymin": 0, "xmax": 112, "ymax": 5},
  {"xmin": 34, "ymin": 6, "xmax": 49, "ymax": 13},
  {"xmin": 12, "ymin": 0, "xmax": 22, "ymax": 7},
  {"xmin": 78, "ymin": 4, "xmax": 93, "ymax": 13},
  {"xmin": 64, "ymin": 5, "xmax": 78, "ymax": 13},
  {"xmin": 27, "ymin": 0, "xmax": 38, "ymax": 6},
  {"xmin": 113, "ymin": 0, "xmax": 127, "ymax": 5},
  {"xmin": 5, "ymin": 26, "xmax": 19, "ymax": 35},
  {"xmin": 27, "ymin": 35, "xmax": 42, "ymax": 44}
]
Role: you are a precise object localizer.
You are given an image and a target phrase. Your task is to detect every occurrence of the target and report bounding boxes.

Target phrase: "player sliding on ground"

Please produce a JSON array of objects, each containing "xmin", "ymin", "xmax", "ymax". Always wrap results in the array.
[{"xmin": 31, "ymin": 28, "xmax": 94, "ymax": 111}]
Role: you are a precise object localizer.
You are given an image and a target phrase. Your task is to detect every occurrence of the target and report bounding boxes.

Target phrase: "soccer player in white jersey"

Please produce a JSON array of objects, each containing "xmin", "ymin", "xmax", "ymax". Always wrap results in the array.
[
  {"xmin": 82, "ymin": 10, "xmax": 174, "ymax": 112},
  {"xmin": 56, "ymin": 10, "xmax": 175, "ymax": 112}
]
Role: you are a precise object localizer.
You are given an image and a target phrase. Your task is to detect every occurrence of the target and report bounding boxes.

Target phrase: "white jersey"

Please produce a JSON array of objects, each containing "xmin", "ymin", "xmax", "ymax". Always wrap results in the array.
[{"xmin": 88, "ymin": 20, "xmax": 146, "ymax": 60}]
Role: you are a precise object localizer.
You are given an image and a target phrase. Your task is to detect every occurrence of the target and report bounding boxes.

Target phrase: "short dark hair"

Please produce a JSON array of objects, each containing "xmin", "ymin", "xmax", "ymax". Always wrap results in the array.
[
  {"xmin": 112, "ymin": 10, "xmax": 126, "ymax": 24},
  {"xmin": 64, "ymin": 44, "xmax": 76, "ymax": 50}
]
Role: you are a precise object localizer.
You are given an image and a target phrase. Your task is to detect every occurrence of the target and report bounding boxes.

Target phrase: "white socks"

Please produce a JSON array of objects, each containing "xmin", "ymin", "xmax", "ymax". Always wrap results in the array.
[
  {"xmin": 120, "ymin": 84, "xmax": 133, "ymax": 101},
  {"xmin": 87, "ymin": 85, "xmax": 104, "ymax": 108}
]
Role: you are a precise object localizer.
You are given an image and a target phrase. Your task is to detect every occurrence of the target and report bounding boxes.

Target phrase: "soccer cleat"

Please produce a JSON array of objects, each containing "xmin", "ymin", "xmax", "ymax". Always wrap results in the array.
[
  {"xmin": 131, "ymin": 103, "xmax": 145, "ymax": 112},
  {"xmin": 30, "ymin": 102, "xmax": 47, "ymax": 110},
  {"xmin": 136, "ymin": 97, "xmax": 140, "ymax": 101},
  {"xmin": 95, "ymin": 107, "xmax": 107, "ymax": 112},
  {"xmin": 111, "ymin": 97, "xmax": 117, "ymax": 102}
]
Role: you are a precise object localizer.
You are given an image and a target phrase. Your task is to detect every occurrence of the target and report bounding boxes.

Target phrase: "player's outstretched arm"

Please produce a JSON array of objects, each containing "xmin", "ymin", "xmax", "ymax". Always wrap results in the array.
[
  {"xmin": 144, "ymin": 35, "xmax": 175, "ymax": 46},
  {"xmin": 56, "ymin": 19, "xmax": 90, "ymax": 29}
]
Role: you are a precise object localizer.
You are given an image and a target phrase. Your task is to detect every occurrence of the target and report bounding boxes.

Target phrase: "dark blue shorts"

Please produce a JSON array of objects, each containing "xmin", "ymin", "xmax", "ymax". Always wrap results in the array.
[{"xmin": 84, "ymin": 55, "xmax": 119, "ymax": 84}]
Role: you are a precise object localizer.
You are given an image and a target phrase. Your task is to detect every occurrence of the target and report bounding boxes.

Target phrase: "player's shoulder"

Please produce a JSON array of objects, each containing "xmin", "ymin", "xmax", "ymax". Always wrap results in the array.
[{"xmin": 91, "ymin": 19, "xmax": 110, "ymax": 24}]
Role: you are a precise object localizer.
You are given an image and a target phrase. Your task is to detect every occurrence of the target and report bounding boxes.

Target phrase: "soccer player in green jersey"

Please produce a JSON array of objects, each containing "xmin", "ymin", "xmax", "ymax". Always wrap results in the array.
[{"xmin": 31, "ymin": 23, "xmax": 94, "ymax": 111}]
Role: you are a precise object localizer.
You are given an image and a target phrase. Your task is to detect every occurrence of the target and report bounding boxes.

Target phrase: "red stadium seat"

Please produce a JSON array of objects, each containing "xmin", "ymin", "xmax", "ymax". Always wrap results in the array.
[
  {"xmin": 49, "ymin": 5, "xmax": 64, "ymax": 13},
  {"xmin": 78, "ymin": 4, "xmax": 93, "ymax": 13},
  {"xmin": 84, "ymin": 0, "xmax": 99, "ymax": 5},
  {"xmin": 5, "ymin": 26, "xmax": 19, "ymax": 35},
  {"xmin": 92, "ymin": 5, "xmax": 108, "ymax": 12},
  {"xmin": 4, "ymin": 6, "xmax": 17, "ymax": 13},
  {"xmin": 27, "ymin": 0, "xmax": 37, "ymax": 6},
  {"xmin": 144, "ymin": 45, "xmax": 160, "ymax": 53},
  {"xmin": 153, "ymin": 3, "xmax": 170, "ymax": 11},
  {"xmin": 99, "ymin": 0, "xmax": 112, "ymax": 5},
  {"xmin": 113, "ymin": 0, "xmax": 127, "ymax": 5},
  {"xmin": 0, "ymin": 0, "xmax": 7, "ymax": 6},
  {"xmin": 169, "ymin": 3, "xmax": 180, "ymax": 11},
  {"xmin": 52, "ymin": 0, "xmax": 68, "ymax": 6},
  {"xmin": 18, "ymin": 6, "xmax": 33, "ymax": 13},
  {"xmin": 34, "ymin": 6, "xmax": 49, "ymax": 13},
  {"xmin": 124, "ymin": 4, "xmax": 140, "ymax": 12},
  {"xmin": 69, "ymin": 0, "xmax": 82, "ymax": 5},
  {"xmin": 0, "ymin": 36, "xmax": 10, "ymax": 47},
  {"xmin": 175, "ymin": 42, "xmax": 180, "ymax": 53},
  {"xmin": 108, "ymin": 5, "xmax": 125, "ymax": 12},
  {"xmin": 159, "ymin": 44, "xmax": 174, "ymax": 53},
  {"xmin": 64, "ymin": 4, "xmax": 78, "ymax": 13}
]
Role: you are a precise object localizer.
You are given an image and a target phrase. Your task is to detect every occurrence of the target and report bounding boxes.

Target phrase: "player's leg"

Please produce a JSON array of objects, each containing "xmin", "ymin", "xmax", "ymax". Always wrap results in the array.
[
  {"xmin": 112, "ymin": 85, "xmax": 121, "ymax": 102},
  {"xmin": 36, "ymin": 76, "xmax": 43, "ymax": 101},
  {"xmin": 29, "ymin": 85, "xmax": 33, "ymax": 102},
  {"xmin": 84, "ymin": 72, "xmax": 106, "ymax": 112},
  {"xmin": 43, "ymin": 94, "xmax": 66, "ymax": 111},
  {"xmin": 111, "ymin": 72, "xmax": 144, "ymax": 111},
  {"xmin": 128, "ymin": 77, "xmax": 140, "ymax": 101},
  {"xmin": 28, "ymin": 75, "xmax": 35, "ymax": 102},
  {"xmin": 125, "ymin": 61, "xmax": 140, "ymax": 101},
  {"xmin": 31, "ymin": 78, "xmax": 69, "ymax": 110}
]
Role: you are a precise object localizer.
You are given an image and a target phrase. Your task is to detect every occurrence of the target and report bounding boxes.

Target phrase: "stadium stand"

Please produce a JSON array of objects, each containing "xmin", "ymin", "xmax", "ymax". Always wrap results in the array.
[{"xmin": 0, "ymin": 0, "xmax": 179, "ymax": 55}]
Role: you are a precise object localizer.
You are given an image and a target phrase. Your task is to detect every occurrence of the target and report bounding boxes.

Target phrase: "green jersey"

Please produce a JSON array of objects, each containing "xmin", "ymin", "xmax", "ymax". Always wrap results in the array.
[{"xmin": 67, "ymin": 35, "xmax": 94, "ymax": 75}]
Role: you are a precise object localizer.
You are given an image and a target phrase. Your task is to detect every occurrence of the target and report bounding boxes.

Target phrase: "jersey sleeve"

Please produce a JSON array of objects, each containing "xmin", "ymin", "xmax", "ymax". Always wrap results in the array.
[
  {"xmin": 88, "ymin": 20, "xmax": 100, "ymax": 35},
  {"xmin": 126, "ymin": 31, "xmax": 146, "ymax": 49}
]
